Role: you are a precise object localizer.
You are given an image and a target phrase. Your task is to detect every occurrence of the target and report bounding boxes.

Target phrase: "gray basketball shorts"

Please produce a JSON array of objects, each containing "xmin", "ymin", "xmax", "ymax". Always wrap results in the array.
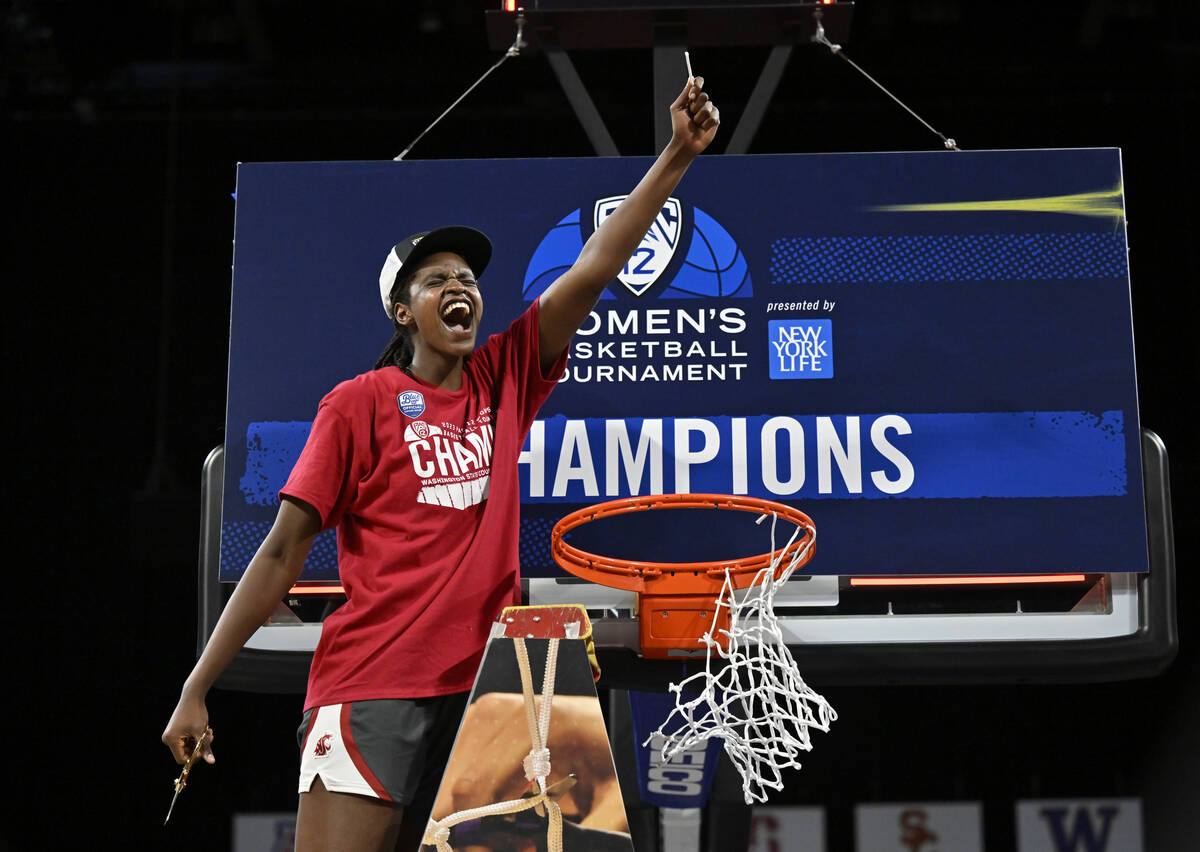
[{"xmin": 297, "ymin": 693, "xmax": 469, "ymax": 805}]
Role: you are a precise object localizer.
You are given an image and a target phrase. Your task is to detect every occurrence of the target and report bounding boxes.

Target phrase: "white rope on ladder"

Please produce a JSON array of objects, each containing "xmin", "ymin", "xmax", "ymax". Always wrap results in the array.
[
  {"xmin": 422, "ymin": 636, "xmax": 564, "ymax": 851},
  {"xmin": 517, "ymin": 637, "xmax": 559, "ymax": 796}
]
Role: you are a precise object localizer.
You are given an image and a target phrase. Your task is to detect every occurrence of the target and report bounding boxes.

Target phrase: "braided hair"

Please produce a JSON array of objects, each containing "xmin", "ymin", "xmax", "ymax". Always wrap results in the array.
[{"xmin": 373, "ymin": 270, "xmax": 417, "ymax": 370}]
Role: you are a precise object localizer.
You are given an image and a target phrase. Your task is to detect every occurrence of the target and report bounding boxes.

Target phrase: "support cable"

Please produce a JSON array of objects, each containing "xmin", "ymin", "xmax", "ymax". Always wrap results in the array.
[
  {"xmin": 394, "ymin": 14, "xmax": 526, "ymax": 160},
  {"xmin": 813, "ymin": 15, "xmax": 960, "ymax": 151}
]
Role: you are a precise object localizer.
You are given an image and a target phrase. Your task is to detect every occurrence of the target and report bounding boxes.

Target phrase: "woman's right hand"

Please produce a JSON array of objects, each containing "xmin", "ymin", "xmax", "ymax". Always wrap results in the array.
[
  {"xmin": 158, "ymin": 498, "xmax": 320, "ymax": 768},
  {"xmin": 162, "ymin": 692, "xmax": 216, "ymax": 765}
]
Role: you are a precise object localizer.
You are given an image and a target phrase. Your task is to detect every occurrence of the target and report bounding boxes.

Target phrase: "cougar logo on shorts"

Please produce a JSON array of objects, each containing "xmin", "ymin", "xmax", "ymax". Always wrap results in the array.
[{"xmin": 314, "ymin": 733, "xmax": 333, "ymax": 757}]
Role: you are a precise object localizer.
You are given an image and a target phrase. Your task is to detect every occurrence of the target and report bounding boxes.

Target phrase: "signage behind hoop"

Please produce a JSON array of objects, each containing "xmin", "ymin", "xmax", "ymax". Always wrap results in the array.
[
  {"xmin": 222, "ymin": 150, "xmax": 1146, "ymax": 584},
  {"xmin": 1016, "ymin": 799, "xmax": 1143, "ymax": 852}
]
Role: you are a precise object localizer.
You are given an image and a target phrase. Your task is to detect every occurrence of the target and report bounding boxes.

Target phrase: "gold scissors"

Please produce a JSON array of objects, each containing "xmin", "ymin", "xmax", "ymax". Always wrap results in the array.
[{"xmin": 164, "ymin": 728, "xmax": 211, "ymax": 825}]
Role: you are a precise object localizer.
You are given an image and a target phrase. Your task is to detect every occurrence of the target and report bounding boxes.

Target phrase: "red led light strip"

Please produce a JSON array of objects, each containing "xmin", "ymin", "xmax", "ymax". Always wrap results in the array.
[
  {"xmin": 288, "ymin": 585, "xmax": 346, "ymax": 595},
  {"xmin": 849, "ymin": 574, "xmax": 1087, "ymax": 587}
]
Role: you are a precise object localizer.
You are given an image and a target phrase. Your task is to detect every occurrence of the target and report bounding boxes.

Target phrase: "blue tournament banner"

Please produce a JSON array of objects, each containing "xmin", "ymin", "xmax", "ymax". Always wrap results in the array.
[{"xmin": 222, "ymin": 149, "xmax": 1145, "ymax": 580}]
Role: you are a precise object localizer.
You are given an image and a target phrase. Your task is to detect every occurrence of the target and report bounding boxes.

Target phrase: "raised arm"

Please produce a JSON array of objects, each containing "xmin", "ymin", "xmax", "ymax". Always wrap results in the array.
[
  {"xmin": 536, "ymin": 76, "xmax": 720, "ymax": 372},
  {"xmin": 161, "ymin": 497, "xmax": 321, "ymax": 765}
]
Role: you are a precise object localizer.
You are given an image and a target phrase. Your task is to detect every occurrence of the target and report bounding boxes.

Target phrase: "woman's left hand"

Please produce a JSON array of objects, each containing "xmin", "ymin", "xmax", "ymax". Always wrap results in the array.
[{"xmin": 670, "ymin": 76, "xmax": 720, "ymax": 155}]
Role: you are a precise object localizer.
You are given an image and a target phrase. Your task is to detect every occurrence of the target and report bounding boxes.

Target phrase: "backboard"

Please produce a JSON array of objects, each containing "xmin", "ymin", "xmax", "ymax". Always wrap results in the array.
[{"xmin": 202, "ymin": 149, "xmax": 1175, "ymax": 690}]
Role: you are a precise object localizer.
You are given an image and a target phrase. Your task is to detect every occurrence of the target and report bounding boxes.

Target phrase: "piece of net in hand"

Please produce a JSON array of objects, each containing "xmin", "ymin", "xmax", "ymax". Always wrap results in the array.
[{"xmin": 645, "ymin": 512, "xmax": 837, "ymax": 804}]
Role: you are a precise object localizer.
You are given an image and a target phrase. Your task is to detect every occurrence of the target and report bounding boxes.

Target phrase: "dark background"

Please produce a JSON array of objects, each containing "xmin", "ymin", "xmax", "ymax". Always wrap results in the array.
[{"xmin": 7, "ymin": 1, "xmax": 1195, "ymax": 849}]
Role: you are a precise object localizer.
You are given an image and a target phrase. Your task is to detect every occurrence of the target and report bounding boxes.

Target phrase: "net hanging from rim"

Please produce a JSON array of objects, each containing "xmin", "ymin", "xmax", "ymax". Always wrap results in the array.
[
  {"xmin": 647, "ymin": 509, "xmax": 837, "ymax": 804},
  {"xmin": 550, "ymin": 494, "xmax": 836, "ymax": 804}
]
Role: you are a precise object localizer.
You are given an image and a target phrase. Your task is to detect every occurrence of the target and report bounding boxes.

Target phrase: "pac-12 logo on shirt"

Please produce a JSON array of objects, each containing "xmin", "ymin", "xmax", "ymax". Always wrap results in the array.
[
  {"xmin": 522, "ymin": 197, "xmax": 752, "ymax": 301},
  {"xmin": 409, "ymin": 420, "xmax": 431, "ymax": 439},
  {"xmin": 397, "ymin": 390, "xmax": 425, "ymax": 417}
]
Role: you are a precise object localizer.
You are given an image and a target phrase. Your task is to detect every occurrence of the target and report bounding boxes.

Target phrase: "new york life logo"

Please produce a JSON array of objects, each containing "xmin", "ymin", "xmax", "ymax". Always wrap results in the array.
[
  {"xmin": 768, "ymin": 319, "xmax": 833, "ymax": 379},
  {"xmin": 521, "ymin": 196, "xmax": 752, "ymax": 301}
]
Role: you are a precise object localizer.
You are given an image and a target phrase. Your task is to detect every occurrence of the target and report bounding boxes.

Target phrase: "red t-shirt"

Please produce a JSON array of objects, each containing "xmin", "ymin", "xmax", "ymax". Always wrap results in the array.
[{"xmin": 281, "ymin": 302, "xmax": 566, "ymax": 710}]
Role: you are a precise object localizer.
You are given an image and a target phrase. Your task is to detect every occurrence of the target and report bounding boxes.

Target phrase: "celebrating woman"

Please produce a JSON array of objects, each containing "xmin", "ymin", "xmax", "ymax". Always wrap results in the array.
[{"xmin": 163, "ymin": 76, "xmax": 719, "ymax": 852}]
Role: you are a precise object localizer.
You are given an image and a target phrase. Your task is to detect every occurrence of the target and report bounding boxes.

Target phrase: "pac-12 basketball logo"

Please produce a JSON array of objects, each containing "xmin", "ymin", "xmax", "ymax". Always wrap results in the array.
[
  {"xmin": 522, "ymin": 197, "xmax": 752, "ymax": 301},
  {"xmin": 595, "ymin": 195, "xmax": 682, "ymax": 295}
]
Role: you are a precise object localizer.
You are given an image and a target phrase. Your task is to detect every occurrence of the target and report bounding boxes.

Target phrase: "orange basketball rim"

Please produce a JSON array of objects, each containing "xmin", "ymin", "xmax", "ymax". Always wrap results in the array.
[{"xmin": 551, "ymin": 494, "xmax": 816, "ymax": 659}]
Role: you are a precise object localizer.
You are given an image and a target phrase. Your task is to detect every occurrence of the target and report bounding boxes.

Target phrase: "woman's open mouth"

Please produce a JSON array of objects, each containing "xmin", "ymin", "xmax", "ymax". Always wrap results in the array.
[{"xmin": 440, "ymin": 299, "xmax": 473, "ymax": 333}]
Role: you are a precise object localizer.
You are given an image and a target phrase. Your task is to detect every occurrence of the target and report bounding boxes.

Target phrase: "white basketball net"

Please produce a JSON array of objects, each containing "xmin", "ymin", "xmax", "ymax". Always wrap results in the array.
[{"xmin": 645, "ymin": 512, "xmax": 837, "ymax": 804}]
